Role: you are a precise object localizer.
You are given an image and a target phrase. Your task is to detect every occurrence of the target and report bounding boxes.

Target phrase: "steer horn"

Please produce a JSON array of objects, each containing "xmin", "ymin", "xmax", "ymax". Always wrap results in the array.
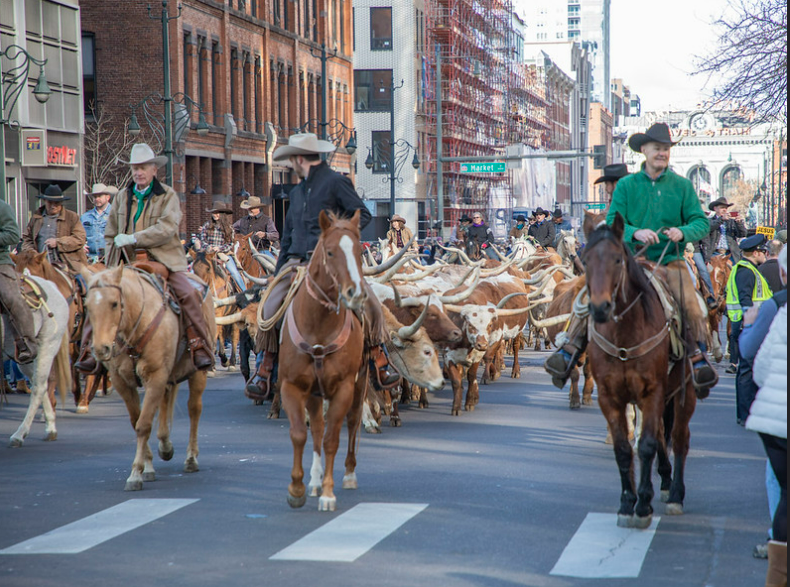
[
  {"xmin": 496, "ymin": 291, "xmax": 529, "ymax": 308},
  {"xmin": 362, "ymin": 235, "xmax": 417, "ymax": 276},
  {"xmin": 397, "ymin": 296, "xmax": 431, "ymax": 339},
  {"xmin": 215, "ymin": 311, "xmax": 244, "ymax": 325},
  {"xmin": 437, "ymin": 268, "xmax": 481, "ymax": 304},
  {"xmin": 529, "ymin": 312, "xmax": 572, "ymax": 329},
  {"xmin": 242, "ymin": 269, "xmax": 269, "ymax": 286},
  {"xmin": 214, "ymin": 294, "xmax": 239, "ymax": 308}
]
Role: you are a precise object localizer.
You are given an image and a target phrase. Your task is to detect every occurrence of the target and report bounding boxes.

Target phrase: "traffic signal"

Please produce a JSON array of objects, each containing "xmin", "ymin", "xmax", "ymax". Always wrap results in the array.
[{"xmin": 593, "ymin": 144, "xmax": 607, "ymax": 169}]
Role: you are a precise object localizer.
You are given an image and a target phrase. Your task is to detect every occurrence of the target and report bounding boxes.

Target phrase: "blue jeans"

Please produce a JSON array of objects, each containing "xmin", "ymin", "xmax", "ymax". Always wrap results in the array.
[
  {"xmin": 225, "ymin": 257, "xmax": 246, "ymax": 291},
  {"xmin": 693, "ymin": 252, "xmax": 714, "ymax": 296}
]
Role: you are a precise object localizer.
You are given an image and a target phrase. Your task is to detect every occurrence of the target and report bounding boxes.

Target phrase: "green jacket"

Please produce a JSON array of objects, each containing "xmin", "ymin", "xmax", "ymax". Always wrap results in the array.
[
  {"xmin": 607, "ymin": 167, "xmax": 709, "ymax": 265},
  {"xmin": 0, "ymin": 200, "xmax": 21, "ymax": 266}
]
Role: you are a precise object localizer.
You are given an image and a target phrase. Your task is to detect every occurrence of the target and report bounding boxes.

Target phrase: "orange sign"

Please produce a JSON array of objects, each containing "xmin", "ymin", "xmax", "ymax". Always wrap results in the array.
[{"xmin": 47, "ymin": 145, "xmax": 77, "ymax": 166}]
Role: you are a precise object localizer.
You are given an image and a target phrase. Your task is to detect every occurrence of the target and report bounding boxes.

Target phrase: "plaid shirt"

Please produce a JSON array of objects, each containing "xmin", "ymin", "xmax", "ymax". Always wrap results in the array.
[{"xmin": 197, "ymin": 221, "xmax": 232, "ymax": 252}]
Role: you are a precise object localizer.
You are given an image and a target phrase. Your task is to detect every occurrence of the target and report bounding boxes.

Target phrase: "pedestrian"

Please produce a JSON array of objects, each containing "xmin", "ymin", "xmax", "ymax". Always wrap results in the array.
[
  {"xmin": 232, "ymin": 194, "xmax": 279, "ymax": 253},
  {"xmin": 703, "ymin": 197, "xmax": 747, "ymax": 263},
  {"xmin": 545, "ymin": 122, "xmax": 717, "ymax": 397},
  {"xmin": 466, "ymin": 212, "xmax": 497, "ymax": 260},
  {"xmin": 244, "ymin": 133, "xmax": 399, "ymax": 402},
  {"xmin": 744, "ymin": 247, "xmax": 787, "ymax": 587},
  {"xmin": 21, "ymin": 184, "xmax": 89, "ymax": 271},
  {"xmin": 0, "ymin": 199, "xmax": 39, "ymax": 364},
  {"xmin": 724, "ymin": 233, "xmax": 772, "ymax": 422},
  {"xmin": 509, "ymin": 214, "xmax": 528, "ymax": 239},
  {"xmin": 81, "ymin": 183, "xmax": 117, "ymax": 262},
  {"xmin": 759, "ymin": 239, "xmax": 786, "ymax": 294},
  {"xmin": 75, "ymin": 143, "xmax": 215, "ymax": 374},
  {"xmin": 527, "ymin": 207, "xmax": 555, "ymax": 250},
  {"xmin": 593, "ymin": 163, "xmax": 630, "ymax": 202},
  {"xmin": 386, "ymin": 214, "xmax": 414, "ymax": 253}
]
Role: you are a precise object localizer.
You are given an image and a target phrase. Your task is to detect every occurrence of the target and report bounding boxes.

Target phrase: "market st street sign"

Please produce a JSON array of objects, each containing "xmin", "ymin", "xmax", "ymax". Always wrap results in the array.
[{"xmin": 460, "ymin": 162, "xmax": 506, "ymax": 173}]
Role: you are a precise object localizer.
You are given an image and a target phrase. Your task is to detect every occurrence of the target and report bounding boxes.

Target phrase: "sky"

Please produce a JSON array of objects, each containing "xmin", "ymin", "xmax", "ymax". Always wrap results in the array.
[{"xmin": 609, "ymin": 0, "xmax": 732, "ymax": 112}]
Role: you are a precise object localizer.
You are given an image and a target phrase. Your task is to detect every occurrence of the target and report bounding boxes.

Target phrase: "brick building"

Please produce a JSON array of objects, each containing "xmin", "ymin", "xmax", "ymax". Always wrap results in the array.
[
  {"xmin": 80, "ymin": 0, "xmax": 355, "ymax": 237},
  {"xmin": 587, "ymin": 101, "xmax": 613, "ymax": 203}
]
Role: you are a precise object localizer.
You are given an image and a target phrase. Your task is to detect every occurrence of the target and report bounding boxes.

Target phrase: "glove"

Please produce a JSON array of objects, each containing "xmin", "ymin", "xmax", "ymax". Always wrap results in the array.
[{"xmin": 114, "ymin": 233, "xmax": 137, "ymax": 248}]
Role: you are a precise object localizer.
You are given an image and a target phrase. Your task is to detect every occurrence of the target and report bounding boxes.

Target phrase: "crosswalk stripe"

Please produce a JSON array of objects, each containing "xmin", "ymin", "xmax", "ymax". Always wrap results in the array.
[
  {"xmin": 0, "ymin": 498, "xmax": 199, "ymax": 555},
  {"xmin": 550, "ymin": 513, "xmax": 660, "ymax": 578},
  {"xmin": 270, "ymin": 502, "xmax": 428, "ymax": 562}
]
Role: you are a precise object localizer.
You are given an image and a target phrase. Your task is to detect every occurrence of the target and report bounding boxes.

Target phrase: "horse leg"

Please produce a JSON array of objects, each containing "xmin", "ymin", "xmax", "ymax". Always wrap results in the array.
[
  {"xmin": 511, "ymin": 334, "xmax": 521, "ymax": 379},
  {"xmin": 361, "ymin": 399, "xmax": 381, "ymax": 434},
  {"xmin": 465, "ymin": 361, "xmax": 480, "ymax": 411},
  {"xmin": 280, "ymin": 380, "xmax": 308, "ymax": 508},
  {"xmin": 601, "ymin": 393, "xmax": 637, "ymax": 526},
  {"xmin": 77, "ymin": 374, "xmax": 99, "ymax": 414},
  {"xmin": 9, "ymin": 359, "xmax": 53, "ymax": 446},
  {"xmin": 656, "ymin": 400, "xmax": 673, "ymax": 504},
  {"xmin": 217, "ymin": 326, "xmax": 228, "ymax": 368},
  {"xmin": 389, "ymin": 395, "xmax": 401, "ymax": 427},
  {"xmin": 633, "ymin": 389, "xmax": 665, "ymax": 529},
  {"xmin": 581, "ymin": 356, "xmax": 595, "ymax": 406},
  {"xmin": 156, "ymin": 383, "xmax": 178, "ymax": 466},
  {"xmin": 306, "ymin": 394, "xmax": 325, "ymax": 497},
  {"xmin": 568, "ymin": 366, "xmax": 581, "ymax": 409},
  {"xmin": 267, "ymin": 384, "xmax": 282, "ymax": 419},
  {"xmin": 318, "ymin": 380, "xmax": 355, "ymax": 512},
  {"xmin": 447, "ymin": 362, "xmax": 464, "ymax": 416},
  {"xmin": 344, "ymin": 372, "xmax": 368, "ymax": 490},
  {"xmin": 228, "ymin": 324, "xmax": 239, "ymax": 371},
  {"xmin": 125, "ymin": 371, "xmax": 166, "ymax": 491},
  {"xmin": 665, "ymin": 379, "xmax": 696, "ymax": 515},
  {"xmin": 419, "ymin": 387, "xmax": 429, "ymax": 409}
]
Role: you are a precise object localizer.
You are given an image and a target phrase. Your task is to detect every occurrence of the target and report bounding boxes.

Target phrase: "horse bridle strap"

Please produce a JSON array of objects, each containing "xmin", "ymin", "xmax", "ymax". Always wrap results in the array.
[
  {"xmin": 284, "ymin": 300, "xmax": 355, "ymax": 397},
  {"xmin": 116, "ymin": 302, "xmax": 167, "ymax": 359},
  {"xmin": 588, "ymin": 318, "xmax": 670, "ymax": 362}
]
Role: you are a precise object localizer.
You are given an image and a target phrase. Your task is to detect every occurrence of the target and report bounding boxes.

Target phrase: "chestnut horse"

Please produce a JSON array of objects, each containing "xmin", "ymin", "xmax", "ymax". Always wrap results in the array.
[
  {"xmin": 277, "ymin": 210, "xmax": 368, "ymax": 512},
  {"xmin": 83, "ymin": 265, "xmax": 216, "ymax": 491},
  {"xmin": 583, "ymin": 213, "xmax": 697, "ymax": 528}
]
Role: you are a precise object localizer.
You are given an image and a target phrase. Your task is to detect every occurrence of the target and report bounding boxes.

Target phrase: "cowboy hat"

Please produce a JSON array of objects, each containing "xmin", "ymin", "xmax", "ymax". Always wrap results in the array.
[
  {"xmin": 708, "ymin": 197, "xmax": 734, "ymax": 211},
  {"xmin": 459, "ymin": 215, "xmax": 472, "ymax": 223},
  {"xmin": 272, "ymin": 133, "xmax": 336, "ymax": 162},
  {"xmin": 551, "ymin": 208, "xmax": 564, "ymax": 218},
  {"xmin": 38, "ymin": 184, "xmax": 70, "ymax": 201},
  {"xmin": 390, "ymin": 214, "xmax": 406, "ymax": 223},
  {"xmin": 206, "ymin": 201, "xmax": 233, "ymax": 214},
  {"xmin": 533, "ymin": 207, "xmax": 548, "ymax": 217},
  {"xmin": 85, "ymin": 183, "xmax": 118, "ymax": 197},
  {"xmin": 515, "ymin": 214, "xmax": 527, "ymax": 222},
  {"xmin": 239, "ymin": 195, "xmax": 264, "ymax": 209},
  {"xmin": 628, "ymin": 123, "xmax": 679, "ymax": 153},
  {"xmin": 593, "ymin": 163, "xmax": 630, "ymax": 184},
  {"xmin": 118, "ymin": 143, "xmax": 168, "ymax": 167}
]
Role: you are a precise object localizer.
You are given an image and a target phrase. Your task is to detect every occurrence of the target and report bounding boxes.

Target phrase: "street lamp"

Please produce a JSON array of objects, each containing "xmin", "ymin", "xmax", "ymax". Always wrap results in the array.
[
  {"xmin": 236, "ymin": 186, "xmax": 250, "ymax": 199},
  {"xmin": 0, "ymin": 45, "xmax": 51, "ymax": 201},
  {"xmin": 292, "ymin": 118, "xmax": 356, "ymax": 155},
  {"xmin": 365, "ymin": 138, "xmax": 420, "ymax": 217},
  {"xmin": 187, "ymin": 173, "xmax": 206, "ymax": 195}
]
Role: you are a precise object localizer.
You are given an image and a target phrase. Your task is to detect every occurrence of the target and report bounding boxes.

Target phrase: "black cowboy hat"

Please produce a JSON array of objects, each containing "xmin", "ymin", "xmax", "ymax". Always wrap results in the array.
[
  {"xmin": 594, "ymin": 163, "xmax": 630, "ymax": 184},
  {"xmin": 515, "ymin": 214, "xmax": 527, "ymax": 222},
  {"xmin": 460, "ymin": 215, "xmax": 472, "ymax": 223},
  {"xmin": 628, "ymin": 123, "xmax": 679, "ymax": 153},
  {"xmin": 552, "ymin": 209, "xmax": 563, "ymax": 218},
  {"xmin": 533, "ymin": 207, "xmax": 548, "ymax": 217},
  {"xmin": 38, "ymin": 184, "xmax": 70, "ymax": 201},
  {"xmin": 708, "ymin": 197, "xmax": 734, "ymax": 211}
]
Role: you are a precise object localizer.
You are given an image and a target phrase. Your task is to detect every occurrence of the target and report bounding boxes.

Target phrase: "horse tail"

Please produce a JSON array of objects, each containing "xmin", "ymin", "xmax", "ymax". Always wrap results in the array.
[{"xmin": 54, "ymin": 331, "xmax": 73, "ymax": 408}]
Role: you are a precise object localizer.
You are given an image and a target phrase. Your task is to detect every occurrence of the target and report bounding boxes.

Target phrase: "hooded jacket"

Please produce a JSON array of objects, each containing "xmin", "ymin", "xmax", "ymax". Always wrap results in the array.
[{"xmin": 746, "ymin": 305, "xmax": 787, "ymax": 439}]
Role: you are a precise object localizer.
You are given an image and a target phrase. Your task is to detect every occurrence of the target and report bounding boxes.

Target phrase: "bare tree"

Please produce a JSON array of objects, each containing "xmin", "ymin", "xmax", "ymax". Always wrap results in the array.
[{"xmin": 694, "ymin": 0, "xmax": 787, "ymax": 122}]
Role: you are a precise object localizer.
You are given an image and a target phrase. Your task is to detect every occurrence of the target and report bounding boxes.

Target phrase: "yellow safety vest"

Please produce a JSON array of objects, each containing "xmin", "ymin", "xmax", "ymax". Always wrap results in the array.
[{"xmin": 725, "ymin": 259, "xmax": 773, "ymax": 322}]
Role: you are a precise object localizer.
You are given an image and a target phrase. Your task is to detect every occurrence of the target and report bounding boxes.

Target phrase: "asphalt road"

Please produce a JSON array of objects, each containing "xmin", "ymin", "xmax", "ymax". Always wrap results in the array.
[{"xmin": 0, "ymin": 352, "xmax": 771, "ymax": 587}]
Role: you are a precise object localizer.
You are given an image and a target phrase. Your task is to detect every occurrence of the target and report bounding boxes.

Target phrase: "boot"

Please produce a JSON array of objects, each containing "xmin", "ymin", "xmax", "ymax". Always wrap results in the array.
[
  {"xmin": 690, "ymin": 349, "xmax": 718, "ymax": 399},
  {"xmin": 187, "ymin": 325, "xmax": 214, "ymax": 371},
  {"xmin": 14, "ymin": 337, "xmax": 37, "ymax": 365},
  {"xmin": 766, "ymin": 541, "xmax": 787, "ymax": 587},
  {"xmin": 245, "ymin": 351, "xmax": 276, "ymax": 401},
  {"xmin": 74, "ymin": 322, "xmax": 102, "ymax": 374},
  {"xmin": 545, "ymin": 344, "xmax": 583, "ymax": 389},
  {"xmin": 370, "ymin": 345, "xmax": 400, "ymax": 390}
]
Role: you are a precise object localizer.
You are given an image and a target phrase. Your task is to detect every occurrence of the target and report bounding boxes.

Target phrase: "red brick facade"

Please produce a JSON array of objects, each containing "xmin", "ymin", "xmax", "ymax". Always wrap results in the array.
[{"xmin": 81, "ymin": 0, "xmax": 355, "ymax": 236}]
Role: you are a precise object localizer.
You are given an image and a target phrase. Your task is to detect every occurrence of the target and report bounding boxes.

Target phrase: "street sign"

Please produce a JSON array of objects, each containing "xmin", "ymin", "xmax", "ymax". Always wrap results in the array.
[
  {"xmin": 585, "ymin": 202, "xmax": 606, "ymax": 210},
  {"xmin": 460, "ymin": 162, "xmax": 506, "ymax": 173}
]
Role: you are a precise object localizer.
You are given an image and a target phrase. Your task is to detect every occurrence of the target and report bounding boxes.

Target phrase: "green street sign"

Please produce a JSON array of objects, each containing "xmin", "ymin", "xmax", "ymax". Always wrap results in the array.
[
  {"xmin": 585, "ymin": 202, "xmax": 607, "ymax": 210},
  {"xmin": 460, "ymin": 162, "xmax": 506, "ymax": 173}
]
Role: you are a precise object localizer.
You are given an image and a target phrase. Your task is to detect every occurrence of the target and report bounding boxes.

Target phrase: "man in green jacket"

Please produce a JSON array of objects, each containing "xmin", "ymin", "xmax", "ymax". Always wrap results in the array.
[{"xmin": 545, "ymin": 122, "xmax": 717, "ymax": 396}]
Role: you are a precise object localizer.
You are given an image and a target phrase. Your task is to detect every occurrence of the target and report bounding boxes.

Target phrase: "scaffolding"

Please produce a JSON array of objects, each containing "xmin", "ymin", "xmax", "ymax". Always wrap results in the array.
[{"xmin": 421, "ymin": 0, "xmax": 519, "ymax": 230}]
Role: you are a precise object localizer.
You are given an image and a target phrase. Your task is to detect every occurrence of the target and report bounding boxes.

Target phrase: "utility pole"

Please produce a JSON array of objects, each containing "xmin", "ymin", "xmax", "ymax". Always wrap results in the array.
[{"xmin": 435, "ymin": 44, "xmax": 444, "ymax": 239}]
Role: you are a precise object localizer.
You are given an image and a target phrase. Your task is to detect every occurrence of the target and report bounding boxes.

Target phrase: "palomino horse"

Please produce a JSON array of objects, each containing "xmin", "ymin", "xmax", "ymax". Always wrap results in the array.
[
  {"xmin": 583, "ymin": 212, "xmax": 697, "ymax": 528},
  {"xmin": 83, "ymin": 265, "xmax": 216, "ymax": 491},
  {"xmin": 7, "ymin": 276, "xmax": 71, "ymax": 446},
  {"xmin": 277, "ymin": 210, "xmax": 368, "ymax": 512}
]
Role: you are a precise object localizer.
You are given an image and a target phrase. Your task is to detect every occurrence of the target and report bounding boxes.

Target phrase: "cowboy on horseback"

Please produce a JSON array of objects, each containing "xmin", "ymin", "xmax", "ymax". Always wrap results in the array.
[
  {"xmin": 75, "ymin": 144, "xmax": 214, "ymax": 373},
  {"xmin": 0, "ymin": 200, "xmax": 38, "ymax": 364},
  {"xmin": 244, "ymin": 133, "xmax": 400, "ymax": 401},
  {"xmin": 545, "ymin": 122, "xmax": 719, "ymax": 397}
]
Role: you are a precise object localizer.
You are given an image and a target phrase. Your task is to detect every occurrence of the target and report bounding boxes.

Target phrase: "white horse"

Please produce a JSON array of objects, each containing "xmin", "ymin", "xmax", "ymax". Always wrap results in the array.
[
  {"xmin": 555, "ymin": 230, "xmax": 579, "ymax": 265},
  {"xmin": 7, "ymin": 276, "xmax": 71, "ymax": 447},
  {"xmin": 509, "ymin": 236, "xmax": 538, "ymax": 264}
]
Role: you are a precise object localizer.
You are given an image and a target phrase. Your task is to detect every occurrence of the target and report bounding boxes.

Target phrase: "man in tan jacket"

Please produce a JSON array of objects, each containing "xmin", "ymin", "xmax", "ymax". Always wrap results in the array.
[{"xmin": 75, "ymin": 144, "xmax": 214, "ymax": 373}]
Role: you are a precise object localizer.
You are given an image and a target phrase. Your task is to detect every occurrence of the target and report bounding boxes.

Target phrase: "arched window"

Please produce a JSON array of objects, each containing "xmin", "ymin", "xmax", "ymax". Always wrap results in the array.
[
  {"xmin": 721, "ymin": 166, "xmax": 742, "ymax": 201},
  {"xmin": 688, "ymin": 166, "xmax": 712, "ymax": 198}
]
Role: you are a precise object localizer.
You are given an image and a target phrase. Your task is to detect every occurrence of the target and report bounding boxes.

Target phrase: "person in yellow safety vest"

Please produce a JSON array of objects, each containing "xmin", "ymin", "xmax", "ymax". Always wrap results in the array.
[{"xmin": 725, "ymin": 233, "xmax": 772, "ymax": 426}]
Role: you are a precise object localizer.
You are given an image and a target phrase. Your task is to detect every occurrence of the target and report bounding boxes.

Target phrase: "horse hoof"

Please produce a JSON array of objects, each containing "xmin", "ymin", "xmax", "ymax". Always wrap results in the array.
[
  {"xmin": 309, "ymin": 485, "xmax": 321, "ymax": 497},
  {"xmin": 569, "ymin": 401, "xmax": 581, "ymax": 410},
  {"xmin": 76, "ymin": 406, "xmax": 89, "ymax": 414},
  {"xmin": 44, "ymin": 431, "xmax": 57, "ymax": 442},
  {"xmin": 633, "ymin": 514, "xmax": 652, "ymax": 529},
  {"xmin": 342, "ymin": 473, "xmax": 358, "ymax": 490},
  {"xmin": 665, "ymin": 502, "xmax": 684, "ymax": 516},
  {"xmin": 364, "ymin": 425, "xmax": 382, "ymax": 434},
  {"xmin": 660, "ymin": 490, "xmax": 670, "ymax": 503},
  {"xmin": 318, "ymin": 496, "xmax": 337, "ymax": 512},
  {"xmin": 206, "ymin": 370, "xmax": 216, "ymax": 378},
  {"xmin": 9, "ymin": 437, "xmax": 23, "ymax": 448},
  {"xmin": 583, "ymin": 398, "xmax": 594, "ymax": 406},
  {"xmin": 465, "ymin": 405, "xmax": 475, "ymax": 412},
  {"xmin": 159, "ymin": 445, "xmax": 175, "ymax": 461},
  {"xmin": 142, "ymin": 471, "xmax": 156, "ymax": 482},
  {"xmin": 227, "ymin": 365, "xmax": 237, "ymax": 372},
  {"xmin": 184, "ymin": 458, "xmax": 199, "ymax": 473},
  {"xmin": 389, "ymin": 417, "xmax": 401, "ymax": 428},
  {"xmin": 604, "ymin": 432, "xmax": 614, "ymax": 445},
  {"xmin": 287, "ymin": 493, "xmax": 306, "ymax": 509},
  {"xmin": 617, "ymin": 514, "xmax": 634, "ymax": 528},
  {"xmin": 266, "ymin": 410, "xmax": 280, "ymax": 419},
  {"xmin": 125, "ymin": 480, "xmax": 143, "ymax": 491}
]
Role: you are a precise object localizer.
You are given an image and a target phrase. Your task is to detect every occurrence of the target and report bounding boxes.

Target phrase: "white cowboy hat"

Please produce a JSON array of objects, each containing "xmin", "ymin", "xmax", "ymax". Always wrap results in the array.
[
  {"xmin": 85, "ymin": 183, "xmax": 119, "ymax": 197},
  {"xmin": 272, "ymin": 133, "xmax": 336, "ymax": 162},
  {"xmin": 239, "ymin": 195, "xmax": 264, "ymax": 209},
  {"xmin": 118, "ymin": 143, "xmax": 168, "ymax": 167}
]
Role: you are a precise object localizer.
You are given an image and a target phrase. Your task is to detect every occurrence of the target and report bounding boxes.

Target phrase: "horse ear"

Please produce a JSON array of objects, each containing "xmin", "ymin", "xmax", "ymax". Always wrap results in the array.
[
  {"xmin": 35, "ymin": 250, "xmax": 47, "ymax": 263},
  {"xmin": 319, "ymin": 210, "xmax": 331, "ymax": 232},
  {"xmin": 10, "ymin": 253, "xmax": 16, "ymax": 263},
  {"xmin": 188, "ymin": 249, "xmax": 197, "ymax": 260},
  {"xmin": 611, "ymin": 212, "xmax": 625, "ymax": 241},
  {"xmin": 109, "ymin": 264, "xmax": 124, "ymax": 283},
  {"xmin": 582, "ymin": 211, "xmax": 596, "ymax": 239}
]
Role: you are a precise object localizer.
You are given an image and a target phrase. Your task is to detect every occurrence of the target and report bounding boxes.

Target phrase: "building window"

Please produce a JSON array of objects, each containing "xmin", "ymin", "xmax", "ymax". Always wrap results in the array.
[
  {"xmin": 212, "ymin": 42, "xmax": 221, "ymax": 125},
  {"xmin": 371, "ymin": 130, "xmax": 392, "ymax": 174},
  {"xmin": 339, "ymin": 0, "xmax": 345, "ymax": 53},
  {"xmin": 370, "ymin": 7, "xmax": 392, "ymax": 51},
  {"xmin": 353, "ymin": 70, "xmax": 392, "ymax": 111},
  {"xmin": 254, "ymin": 56, "xmax": 262, "ymax": 133},
  {"xmin": 82, "ymin": 32, "xmax": 97, "ymax": 117},
  {"xmin": 230, "ymin": 48, "xmax": 239, "ymax": 121},
  {"xmin": 721, "ymin": 166, "xmax": 742, "ymax": 201},
  {"xmin": 242, "ymin": 52, "xmax": 251, "ymax": 131},
  {"xmin": 197, "ymin": 37, "xmax": 207, "ymax": 110},
  {"xmin": 183, "ymin": 33, "xmax": 192, "ymax": 96},
  {"xmin": 688, "ymin": 166, "xmax": 712, "ymax": 200}
]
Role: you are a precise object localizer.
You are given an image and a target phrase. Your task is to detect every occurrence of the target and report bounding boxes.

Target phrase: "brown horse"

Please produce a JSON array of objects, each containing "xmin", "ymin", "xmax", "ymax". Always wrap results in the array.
[
  {"xmin": 277, "ymin": 210, "xmax": 368, "ymax": 512},
  {"xmin": 707, "ymin": 255, "xmax": 732, "ymax": 362},
  {"xmin": 83, "ymin": 265, "xmax": 215, "ymax": 491},
  {"xmin": 233, "ymin": 233, "xmax": 271, "ymax": 279},
  {"xmin": 583, "ymin": 212, "xmax": 697, "ymax": 528}
]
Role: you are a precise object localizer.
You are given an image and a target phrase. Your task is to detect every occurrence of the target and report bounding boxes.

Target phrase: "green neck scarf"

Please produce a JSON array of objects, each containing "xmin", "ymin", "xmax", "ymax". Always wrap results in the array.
[{"xmin": 132, "ymin": 183, "xmax": 153, "ymax": 226}]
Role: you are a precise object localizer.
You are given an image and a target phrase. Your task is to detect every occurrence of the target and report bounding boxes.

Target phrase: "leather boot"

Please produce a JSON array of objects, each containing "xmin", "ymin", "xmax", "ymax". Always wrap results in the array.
[
  {"xmin": 689, "ymin": 349, "xmax": 718, "ymax": 399},
  {"xmin": 545, "ymin": 344, "xmax": 583, "ymax": 389},
  {"xmin": 370, "ymin": 345, "xmax": 400, "ymax": 390},
  {"xmin": 74, "ymin": 322, "xmax": 102, "ymax": 374},
  {"xmin": 245, "ymin": 351, "xmax": 276, "ymax": 401},
  {"xmin": 187, "ymin": 325, "xmax": 214, "ymax": 371},
  {"xmin": 14, "ymin": 337, "xmax": 37, "ymax": 365},
  {"xmin": 766, "ymin": 541, "xmax": 787, "ymax": 587}
]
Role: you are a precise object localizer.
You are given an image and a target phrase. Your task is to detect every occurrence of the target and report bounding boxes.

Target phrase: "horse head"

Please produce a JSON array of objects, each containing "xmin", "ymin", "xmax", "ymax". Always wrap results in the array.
[
  {"xmin": 313, "ymin": 209, "xmax": 366, "ymax": 312},
  {"xmin": 83, "ymin": 265, "xmax": 125, "ymax": 362},
  {"xmin": 12, "ymin": 250, "xmax": 48, "ymax": 277},
  {"xmin": 582, "ymin": 212, "xmax": 628, "ymax": 323}
]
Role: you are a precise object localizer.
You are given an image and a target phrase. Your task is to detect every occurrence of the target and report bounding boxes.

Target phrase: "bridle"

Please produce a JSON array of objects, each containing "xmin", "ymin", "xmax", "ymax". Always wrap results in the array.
[{"xmin": 304, "ymin": 227, "xmax": 362, "ymax": 313}]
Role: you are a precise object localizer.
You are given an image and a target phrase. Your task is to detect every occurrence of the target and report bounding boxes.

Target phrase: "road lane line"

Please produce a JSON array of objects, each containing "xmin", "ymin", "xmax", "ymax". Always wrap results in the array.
[
  {"xmin": 550, "ymin": 513, "xmax": 660, "ymax": 578},
  {"xmin": 0, "ymin": 498, "xmax": 199, "ymax": 555},
  {"xmin": 270, "ymin": 502, "xmax": 428, "ymax": 562}
]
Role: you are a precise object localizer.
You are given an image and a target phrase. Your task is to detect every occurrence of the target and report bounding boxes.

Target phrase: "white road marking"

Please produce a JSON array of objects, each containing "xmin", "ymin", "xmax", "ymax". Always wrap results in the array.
[
  {"xmin": 550, "ymin": 513, "xmax": 660, "ymax": 578},
  {"xmin": 0, "ymin": 498, "xmax": 199, "ymax": 555},
  {"xmin": 270, "ymin": 502, "xmax": 428, "ymax": 562}
]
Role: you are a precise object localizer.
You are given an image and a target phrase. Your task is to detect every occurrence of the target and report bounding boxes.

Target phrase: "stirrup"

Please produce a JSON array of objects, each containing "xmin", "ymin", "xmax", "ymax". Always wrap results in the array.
[
  {"xmin": 544, "ymin": 347, "xmax": 580, "ymax": 380},
  {"xmin": 689, "ymin": 352, "xmax": 717, "ymax": 399}
]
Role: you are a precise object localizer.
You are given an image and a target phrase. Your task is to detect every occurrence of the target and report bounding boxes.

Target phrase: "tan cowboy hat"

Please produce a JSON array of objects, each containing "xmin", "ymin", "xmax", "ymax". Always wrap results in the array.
[
  {"xmin": 85, "ymin": 183, "xmax": 118, "ymax": 197},
  {"xmin": 206, "ymin": 201, "xmax": 233, "ymax": 214},
  {"xmin": 239, "ymin": 195, "xmax": 264, "ymax": 209},
  {"xmin": 118, "ymin": 143, "xmax": 168, "ymax": 167},
  {"xmin": 390, "ymin": 214, "xmax": 406, "ymax": 223},
  {"xmin": 272, "ymin": 133, "xmax": 336, "ymax": 162}
]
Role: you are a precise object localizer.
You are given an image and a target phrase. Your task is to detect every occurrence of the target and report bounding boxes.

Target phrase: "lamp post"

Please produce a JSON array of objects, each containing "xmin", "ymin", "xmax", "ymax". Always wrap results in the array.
[
  {"xmin": 0, "ymin": 45, "xmax": 51, "ymax": 202},
  {"xmin": 364, "ymin": 138, "xmax": 420, "ymax": 217},
  {"xmin": 309, "ymin": 44, "xmax": 343, "ymax": 160},
  {"xmin": 292, "ymin": 118, "xmax": 357, "ymax": 155}
]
